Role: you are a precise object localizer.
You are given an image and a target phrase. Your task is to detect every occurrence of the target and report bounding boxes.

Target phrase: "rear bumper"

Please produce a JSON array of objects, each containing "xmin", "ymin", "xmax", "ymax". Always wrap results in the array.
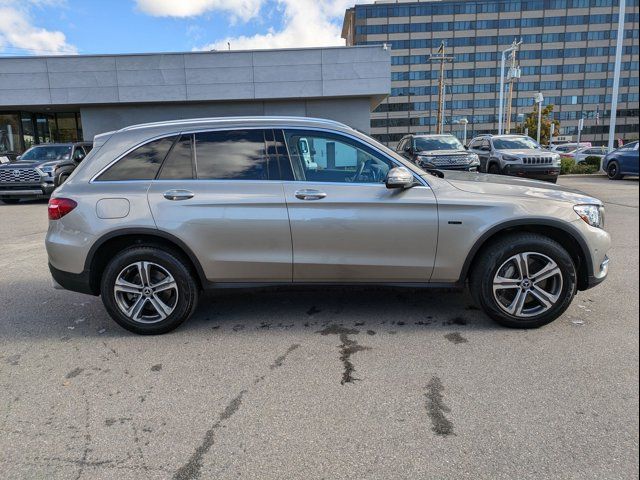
[
  {"xmin": 49, "ymin": 263, "xmax": 96, "ymax": 296},
  {"xmin": 502, "ymin": 165, "xmax": 560, "ymax": 182}
]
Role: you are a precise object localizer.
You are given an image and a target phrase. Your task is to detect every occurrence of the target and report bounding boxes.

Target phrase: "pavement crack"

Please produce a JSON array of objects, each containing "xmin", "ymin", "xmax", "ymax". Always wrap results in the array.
[
  {"xmin": 172, "ymin": 343, "xmax": 301, "ymax": 480},
  {"xmin": 269, "ymin": 344, "xmax": 300, "ymax": 370},
  {"xmin": 318, "ymin": 325, "xmax": 371, "ymax": 385},
  {"xmin": 425, "ymin": 377, "xmax": 454, "ymax": 436}
]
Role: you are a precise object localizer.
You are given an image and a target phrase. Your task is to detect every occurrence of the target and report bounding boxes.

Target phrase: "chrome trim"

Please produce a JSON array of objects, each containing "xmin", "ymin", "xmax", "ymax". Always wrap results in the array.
[
  {"xmin": 0, "ymin": 189, "xmax": 43, "ymax": 195},
  {"xmin": 90, "ymin": 125, "xmax": 430, "ymax": 188}
]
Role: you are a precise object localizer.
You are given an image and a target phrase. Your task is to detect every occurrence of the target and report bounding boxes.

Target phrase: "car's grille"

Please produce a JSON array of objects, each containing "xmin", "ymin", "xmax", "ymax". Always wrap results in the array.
[
  {"xmin": 522, "ymin": 157, "xmax": 553, "ymax": 165},
  {"xmin": 0, "ymin": 168, "xmax": 41, "ymax": 183},
  {"xmin": 430, "ymin": 155, "xmax": 472, "ymax": 166}
]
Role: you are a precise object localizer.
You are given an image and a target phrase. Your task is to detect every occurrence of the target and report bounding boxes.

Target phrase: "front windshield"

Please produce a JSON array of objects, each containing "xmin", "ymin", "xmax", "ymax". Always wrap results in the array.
[
  {"xmin": 20, "ymin": 145, "xmax": 71, "ymax": 161},
  {"xmin": 554, "ymin": 145, "xmax": 574, "ymax": 153},
  {"xmin": 415, "ymin": 136, "xmax": 463, "ymax": 152},
  {"xmin": 493, "ymin": 137, "xmax": 541, "ymax": 150}
]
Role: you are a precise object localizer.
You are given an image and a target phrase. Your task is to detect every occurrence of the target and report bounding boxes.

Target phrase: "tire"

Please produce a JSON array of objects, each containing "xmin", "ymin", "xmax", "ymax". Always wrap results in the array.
[
  {"xmin": 488, "ymin": 163, "xmax": 501, "ymax": 175},
  {"xmin": 469, "ymin": 233, "xmax": 577, "ymax": 329},
  {"xmin": 55, "ymin": 173, "xmax": 69, "ymax": 187},
  {"xmin": 100, "ymin": 246, "xmax": 199, "ymax": 334},
  {"xmin": 1, "ymin": 198, "xmax": 20, "ymax": 204},
  {"xmin": 607, "ymin": 161, "xmax": 623, "ymax": 180}
]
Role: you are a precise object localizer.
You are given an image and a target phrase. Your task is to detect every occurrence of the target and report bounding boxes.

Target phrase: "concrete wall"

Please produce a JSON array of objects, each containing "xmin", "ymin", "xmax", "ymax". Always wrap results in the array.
[
  {"xmin": 80, "ymin": 98, "xmax": 373, "ymax": 139},
  {"xmin": 0, "ymin": 46, "xmax": 390, "ymax": 107}
]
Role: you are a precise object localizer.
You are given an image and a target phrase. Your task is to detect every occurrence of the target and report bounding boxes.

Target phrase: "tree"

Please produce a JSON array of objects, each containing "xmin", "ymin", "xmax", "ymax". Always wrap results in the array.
[{"xmin": 516, "ymin": 104, "xmax": 561, "ymax": 145}]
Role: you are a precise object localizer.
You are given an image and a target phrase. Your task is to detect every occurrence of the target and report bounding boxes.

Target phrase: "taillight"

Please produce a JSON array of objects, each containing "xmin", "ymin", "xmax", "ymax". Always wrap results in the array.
[{"xmin": 48, "ymin": 198, "xmax": 77, "ymax": 220}]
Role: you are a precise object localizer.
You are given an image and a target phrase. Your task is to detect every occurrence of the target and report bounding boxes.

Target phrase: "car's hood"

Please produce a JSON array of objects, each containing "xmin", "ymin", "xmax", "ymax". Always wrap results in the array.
[
  {"xmin": 438, "ymin": 171, "xmax": 601, "ymax": 205},
  {"xmin": 0, "ymin": 159, "xmax": 59, "ymax": 168},
  {"xmin": 417, "ymin": 149, "xmax": 468, "ymax": 156},
  {"xmin": 496, "ymin": 149, "xmax": 552, "ymax": 156}
]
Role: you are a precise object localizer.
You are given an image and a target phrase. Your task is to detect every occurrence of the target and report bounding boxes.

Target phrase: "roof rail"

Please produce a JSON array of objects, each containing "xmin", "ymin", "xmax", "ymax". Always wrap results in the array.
[{"xmin": 119, "ymin": 116, "xmax": 352, "ymax": 132}]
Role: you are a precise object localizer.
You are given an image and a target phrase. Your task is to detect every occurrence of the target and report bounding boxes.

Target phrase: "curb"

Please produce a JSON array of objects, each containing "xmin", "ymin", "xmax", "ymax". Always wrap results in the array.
[{"xmin": 560, "ymin": 173, "xmax": 607, "ymax": 178}]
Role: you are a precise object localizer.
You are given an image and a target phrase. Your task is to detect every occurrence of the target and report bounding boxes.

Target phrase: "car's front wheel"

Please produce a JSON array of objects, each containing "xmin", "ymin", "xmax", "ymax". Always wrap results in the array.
[
  {"xmin": 470, "ymin": 233, "xmax": 577, "ymax": 328},
  {"xmin": 488, "ymin": 163, "xmax": 501, "ymax": 175},
  {"xmin": 100, "ymin": 246, "xmax": 199, "ymax": 334}
]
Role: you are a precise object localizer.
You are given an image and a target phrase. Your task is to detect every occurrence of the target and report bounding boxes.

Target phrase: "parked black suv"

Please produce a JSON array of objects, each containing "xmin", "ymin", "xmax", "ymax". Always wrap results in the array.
[
  {"xmin": 396, "ymin": 134, "xmax": 480, "ymax": 171},
  {"xmin": 0, "ymin": 142, "xmax": 92, "ymax": 204}
]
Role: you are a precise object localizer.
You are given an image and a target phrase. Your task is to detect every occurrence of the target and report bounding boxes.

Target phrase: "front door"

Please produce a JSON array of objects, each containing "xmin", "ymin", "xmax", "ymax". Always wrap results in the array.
[
  {"xmin": 280, "ymin": 129, "xmax": 438, "ymax": 283},
  {"xmin": 147, "ymin": 129, "xmax": 292, "ymax": 282}
]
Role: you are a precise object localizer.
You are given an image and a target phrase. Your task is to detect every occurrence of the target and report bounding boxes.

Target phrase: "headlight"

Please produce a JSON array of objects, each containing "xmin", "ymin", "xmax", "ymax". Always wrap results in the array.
[
  {"xmin": 574, "ymin": 204, "xmax": 605, "ymax": 229},
  {"xmin": 502, "ymin": 154, "xmax": 520, "ymax": 161},
  {"xmin": 36, "ymin": 162, "xmax": 58, "ymax": 176},
  {"xmin": 467, "ymin": 153, "xmax": 480, "ymax": 165},
  {"xmin": 418, "ymin": 155, "xmax": 436, "ymax": 162},
  {"xmin": 552, "ymin": 154, "xmax": 561, "ymax": 164}
]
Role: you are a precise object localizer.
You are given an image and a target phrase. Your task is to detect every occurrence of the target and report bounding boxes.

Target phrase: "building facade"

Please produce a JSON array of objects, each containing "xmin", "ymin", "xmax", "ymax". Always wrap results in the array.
[
  {"xmin": 343, "ymin": 0, "xmax": 639, "ymax": 146},
  {"xmin": 0, "ymin": 46, "xmax": 390, "ymax": 155}
]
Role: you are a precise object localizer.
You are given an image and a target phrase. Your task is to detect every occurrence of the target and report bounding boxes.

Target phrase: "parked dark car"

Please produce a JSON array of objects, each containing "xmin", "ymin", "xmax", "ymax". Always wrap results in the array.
[
  {"xmin": 54, "ymin": 143, "xmax": 93, "ymax": 187},
  {"xmin": 603, "ymin": 141, "xmax": 639, "ymax": 180},
  {"xmin": 0, "ymin": 142, "xmax": 92, "ymax": 204},
  {"xmin": 396, "ymin": 134, "xmax": 480, "ymax": 171}
]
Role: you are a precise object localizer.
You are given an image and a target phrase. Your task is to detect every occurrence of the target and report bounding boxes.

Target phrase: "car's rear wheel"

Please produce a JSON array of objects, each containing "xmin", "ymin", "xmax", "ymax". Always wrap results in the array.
[
  {"xmin": 607, "ymin": 161, "xmax": 623, "ymax": 180},
  {"xmin": 1, "ymin": 198, "xmax": 20, "ymax": 204},
  {"xmin": 470, "ymin": 233, "xmax": 577, "ymax": 328},
  {"xmin": 100, "ymin": 246, "xmax": 199, "ymax": 334}
]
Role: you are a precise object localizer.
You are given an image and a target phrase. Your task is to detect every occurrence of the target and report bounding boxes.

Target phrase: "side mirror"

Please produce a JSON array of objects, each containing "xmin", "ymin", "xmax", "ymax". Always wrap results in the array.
[
  {"xmin": 385, "ymin": 166, "xmax": 414, "ymax": 189},
  {"xmin": 16, "ymin": 155, "xmax": 21, "ymax": 160}
]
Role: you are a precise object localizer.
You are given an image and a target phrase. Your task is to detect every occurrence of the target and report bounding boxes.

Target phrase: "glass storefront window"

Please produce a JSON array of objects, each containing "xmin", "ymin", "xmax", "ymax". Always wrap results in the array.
[
  {"xmin": 1, "ymin": 111, "xmax": 83, "ymax": 153},
  {"xmin": 1, "ymin": 113, "xmax": 21, "ymax": 155}
]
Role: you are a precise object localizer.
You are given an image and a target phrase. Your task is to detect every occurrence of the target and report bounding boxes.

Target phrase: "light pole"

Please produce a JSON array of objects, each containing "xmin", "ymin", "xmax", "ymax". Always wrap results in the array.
[
  {"xmin": 534, "ymin": 92, "xmax": 544, "ymax": 144},
  {"xmin": 498, "ymin": 39, "xmax": 522, "ymax": 135},
  {"xmin": 609, "ymin": 0, "xmax": 626, "ymax": 151},
  {"xmin": 459, "ymin": 118, "xmax": 469, "ymax": 145}
]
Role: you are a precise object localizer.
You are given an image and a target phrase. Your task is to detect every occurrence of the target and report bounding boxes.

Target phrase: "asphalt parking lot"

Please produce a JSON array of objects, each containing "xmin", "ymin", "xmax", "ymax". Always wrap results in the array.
[{"xmin": 0, "ymin": 175, "xmax": 638, "ymax": 480}]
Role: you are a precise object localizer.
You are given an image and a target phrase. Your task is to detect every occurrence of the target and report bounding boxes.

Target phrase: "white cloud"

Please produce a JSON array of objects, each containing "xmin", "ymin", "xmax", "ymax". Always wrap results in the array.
[
  {"xmin": 135, "ymin": 0, "xmax": 264, "ymax": 19},
  {"xmin": 0, "ymin": 0, "xmax": 77, "ymax": 55},
  {"xmin": 196, "ymin": 0, "xmax": 363, "ymax": 51}
]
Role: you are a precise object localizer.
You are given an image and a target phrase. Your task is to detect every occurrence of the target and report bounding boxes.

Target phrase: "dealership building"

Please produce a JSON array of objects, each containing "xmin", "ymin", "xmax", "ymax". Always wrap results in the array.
[
  {"xmin": 342, "ymin": 0, "xmax": 640, "ymax": 146},
  {"xmin": 0, "ymin": 46, "xmax": 390, "ymax": 155}
]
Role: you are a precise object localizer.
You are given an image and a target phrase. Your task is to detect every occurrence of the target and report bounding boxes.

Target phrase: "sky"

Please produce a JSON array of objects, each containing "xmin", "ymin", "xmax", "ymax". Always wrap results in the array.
[{"xmin": 0, "ymin": 0, "xmax": 365, "ymax": 56}]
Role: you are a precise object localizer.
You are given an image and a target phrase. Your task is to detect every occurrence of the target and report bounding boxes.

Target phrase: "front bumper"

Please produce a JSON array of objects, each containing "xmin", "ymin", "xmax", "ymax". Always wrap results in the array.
[
  {"xmin": 502, "ymin": 164, "xmax": 560, "ymax": 182},
  {"xmin": 0, "ymin": 182, "xmax": 55, "ymax": 198}
]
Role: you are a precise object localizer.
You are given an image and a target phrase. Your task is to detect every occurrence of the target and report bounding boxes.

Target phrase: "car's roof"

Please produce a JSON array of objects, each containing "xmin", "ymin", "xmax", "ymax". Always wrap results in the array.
[
  {"xmin": 118, "ymin": 116, "xmax": 353, "ymax": 133},
  {"xmin": 413, "ymin": 134, "xmax": 457, "ymax": 138}
]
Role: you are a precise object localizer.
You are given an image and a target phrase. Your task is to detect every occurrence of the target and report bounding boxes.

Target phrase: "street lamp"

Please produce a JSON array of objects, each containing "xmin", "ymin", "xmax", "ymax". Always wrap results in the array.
[
  {"xmin": 458, "ymin": 118, "xmax": 469, "ymax": 145},
  {"xmin": 498, "ymin": 39, "xmax": 522, "ymax": 135},
  {"xmin": 534, "ymin": 92, "xmax": 544, "ymax": 144}
]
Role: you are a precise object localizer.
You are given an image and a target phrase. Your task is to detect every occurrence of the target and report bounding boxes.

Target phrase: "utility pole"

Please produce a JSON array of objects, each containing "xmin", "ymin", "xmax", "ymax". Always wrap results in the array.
[
  {"xmin": 429, "ymin": 41, "xmax": 453, "ymax": 134},
  {"xmin": 608, "ymin": 0, "xmax": 625, "ymax": 151},
  {"xmin": 505, "ymin": 46, "xmax": 521, "ymax": 134},
  {"xmin": 534, "ymin": 92, "xmax": 544, "ymax": 144},
  {"xmin": 498, "ymin": 39, "xmax": 522, "ymax": 135}
]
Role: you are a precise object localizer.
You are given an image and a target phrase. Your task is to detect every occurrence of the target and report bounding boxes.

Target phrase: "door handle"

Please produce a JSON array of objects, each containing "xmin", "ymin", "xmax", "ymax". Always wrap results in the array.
[
  {"xmin": 294, "ymin": 189, "xmax": 327, "ymax": 201},
  {"xmin": 163, "ymin": 189, "xmax": 194, "ymax": 201}
]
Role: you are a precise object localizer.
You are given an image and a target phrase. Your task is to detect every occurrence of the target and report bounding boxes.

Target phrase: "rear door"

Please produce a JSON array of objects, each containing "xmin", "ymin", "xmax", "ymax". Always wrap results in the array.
[
  {"xmin": 147, "ymin": 129, "xmax": 292, "ymax": 282},
  {"xmin": 280, "ymin": 129, "xmax": 438, "ymax": 283}
]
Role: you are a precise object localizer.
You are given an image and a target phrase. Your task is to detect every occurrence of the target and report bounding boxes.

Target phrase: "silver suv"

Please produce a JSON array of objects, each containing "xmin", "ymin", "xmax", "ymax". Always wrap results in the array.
[
  {"xmin": 468, "ymin": 134, "xmax": 561, "ymax": 183},
  {"xmin": 46, "ymin": 117, "xmax": 610, "ymax": 334}
]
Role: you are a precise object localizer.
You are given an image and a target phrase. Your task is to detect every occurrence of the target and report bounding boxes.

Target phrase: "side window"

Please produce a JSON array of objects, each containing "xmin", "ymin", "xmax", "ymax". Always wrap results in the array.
[
  {"xmin": 195, "ymin": 129, "xmax": 276, "ymax": 181},
  {"xmin": 97, "ymin": 136, "xmax": 176, "ymax": 182},
  {"xmin": 283, "ymin": 130, "xmax": 394, "ymax": 184},
  {"xmin": 481, "ymin": 140, "xmax": 491, "ymax": 151},
  {"xmin": 158, "ymin": 134, "xmax": 193, "ymax": 180},
  {"xmin": 72, "ymin": 147, "xmax": 86, "ymax": 161}
]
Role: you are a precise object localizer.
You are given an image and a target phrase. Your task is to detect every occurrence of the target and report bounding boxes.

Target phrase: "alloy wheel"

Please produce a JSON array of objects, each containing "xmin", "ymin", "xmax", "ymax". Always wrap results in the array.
[
  {"xmin": 492, "ymin": 252, "xmax": 563, "ymax": 318},
  {"xmin": 113, "ymin": 261, "xmax": 178, "ymax": 324}
]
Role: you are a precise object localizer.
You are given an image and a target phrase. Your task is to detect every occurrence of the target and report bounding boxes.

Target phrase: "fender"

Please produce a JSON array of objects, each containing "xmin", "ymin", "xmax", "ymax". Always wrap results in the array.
[
  {"xmin": 457, "ymin": 218, "xmax": 594, "ymax": 284},
  {"xmin": 85, "ymin": 227, "xmax": 208, "ymax": 288}
]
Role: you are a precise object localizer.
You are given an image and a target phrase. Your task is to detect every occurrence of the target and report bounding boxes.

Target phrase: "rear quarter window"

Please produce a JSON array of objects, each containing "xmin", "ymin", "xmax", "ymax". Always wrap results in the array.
[{"xmin": 97, "ymin": 136, "xmax": 176, "ymax": 181}]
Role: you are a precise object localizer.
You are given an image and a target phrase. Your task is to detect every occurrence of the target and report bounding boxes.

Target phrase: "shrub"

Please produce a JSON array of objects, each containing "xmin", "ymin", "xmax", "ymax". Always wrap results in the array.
[
  {"xmin": 560, "ymin": 157, "xmax": 575, "ymax": 175},
  {"xmin": 583, "ymin": 156, "xmax": 602, "ymax": 168}
]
